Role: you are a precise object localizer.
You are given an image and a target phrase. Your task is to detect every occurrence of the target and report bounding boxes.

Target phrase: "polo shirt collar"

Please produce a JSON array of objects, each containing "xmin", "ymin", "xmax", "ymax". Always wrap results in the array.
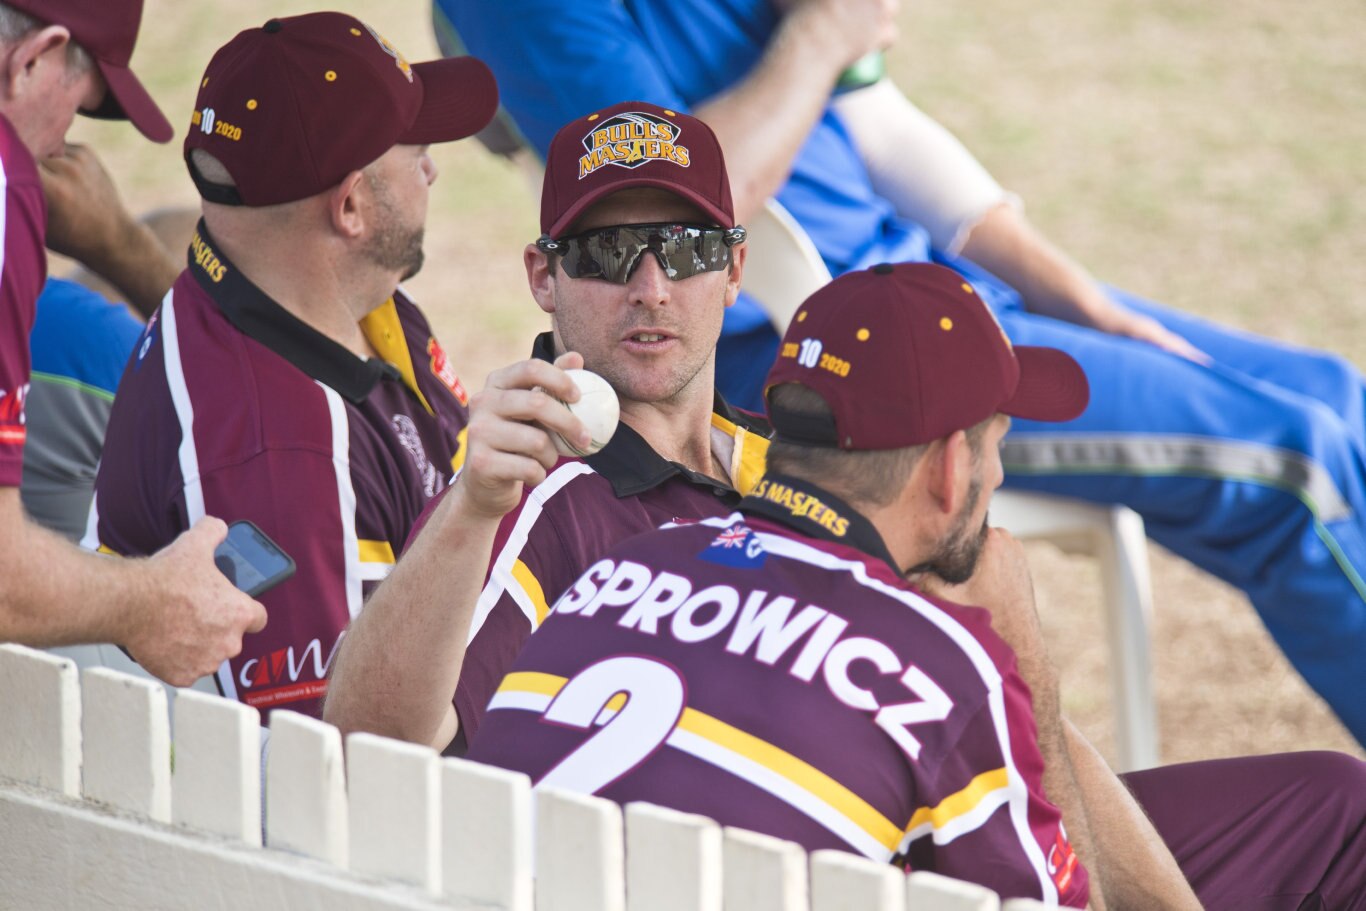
[
  {"xmin": 187, "ymin": 220, "xmax": 396, "ymax": 404},
  {"xmin": 740, "ymin": 472, "xmax": 900, "ymax": 573},
  {"xmin": 529, "ymin": 332, "xmax": 770, "ymax": 499}
]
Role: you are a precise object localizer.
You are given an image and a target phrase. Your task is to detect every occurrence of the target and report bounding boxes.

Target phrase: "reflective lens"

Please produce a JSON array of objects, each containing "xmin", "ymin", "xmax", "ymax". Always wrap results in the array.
[{"xmin": 538, "ymin": 223, "xmax": 746, "ymax": 284}]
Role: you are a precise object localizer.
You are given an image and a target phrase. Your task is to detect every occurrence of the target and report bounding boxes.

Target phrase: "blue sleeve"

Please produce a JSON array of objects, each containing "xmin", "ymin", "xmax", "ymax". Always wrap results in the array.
[
  {"xmin": 30, "ymin": 278, "xmax": 143, "ymax": 395},
  {"xmin": 434, "ymin": 0, "xmax": 689, "ymax": 155}
]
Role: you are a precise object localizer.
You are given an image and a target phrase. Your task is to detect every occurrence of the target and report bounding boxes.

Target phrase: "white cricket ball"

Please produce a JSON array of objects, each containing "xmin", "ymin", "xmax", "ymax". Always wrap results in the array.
[{"xmin": 551, "ymin": 368, "xmax": 620, "ymax": 457}]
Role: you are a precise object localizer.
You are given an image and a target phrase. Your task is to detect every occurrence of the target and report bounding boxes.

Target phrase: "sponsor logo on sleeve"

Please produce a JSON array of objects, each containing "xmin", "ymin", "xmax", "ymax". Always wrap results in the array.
[
  {"xmin": 132, "ymin": 312, "xmax": 160, "ymax": 373},
  {"xmin": 427, "ymin": 337, "xmax": 468, "ymax": 405},
  {"xmin": 0, "ymin": 383, "xmax": 29, "ymax": 446},
  {"xmin": 579, "ymin": 110, "xmax": 690, "ymax": 179},
  {"xmin": 1047, "ymin": 822, "xmax": 1080, "ymax": 893}
]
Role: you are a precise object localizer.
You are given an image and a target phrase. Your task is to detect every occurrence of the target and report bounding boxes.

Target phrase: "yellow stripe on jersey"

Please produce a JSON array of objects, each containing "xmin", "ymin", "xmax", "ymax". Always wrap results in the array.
[
  {"xmin": 96, "ymin": 543, "xmax": 120, "ymax": 556},
  {"xmin": 499, "ymin": 671, "xmax": 626, "ymax": 711},
  {"xmin": 451, "ymin": 426, "xmax": 469, "ymax": 474},
  {"xmin": 358, "ymin": 539, "xmax": 396, "ymax": 564},
  {"xmin": 903, "ymin": 767, "xmax": 1010, "ymax": 834},
  {"xmin": 676, "ymin": 706, "xmax": 903, "ymax": 850},
  {"xmin": 511, "ymin": 559, "xmax": 552, "ymax": 624},
  {"xmin": 493, "ymin": 671, "xmax": 902, "ymax": 852},
  {"xmin": 360, "ymin": 298, "xmax": 435, "ymax": 416}
]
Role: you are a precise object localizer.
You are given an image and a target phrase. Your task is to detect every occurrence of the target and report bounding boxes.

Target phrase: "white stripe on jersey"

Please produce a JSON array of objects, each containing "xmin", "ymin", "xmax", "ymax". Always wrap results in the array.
[
  {"xmin": 357, "ymin": 562, "xmax": 394, "ymax": 582},
  {"xmin": 160, "ymin": 292, "xmax": 234, "ymax": 700},
  {"xmin": 468, "ymin": 461, "xmax": 597, "ymax": 641},
  {"xmin": 320, "ymin": 384, "xmax": 364, "ymax": 620},
  {"xmin": 0, "ymin": 154, "xmax": 8, "ymax": 300},
  {"xmin": 689, "ymin": 515, "xmax": 1057, "ymax": 902}
]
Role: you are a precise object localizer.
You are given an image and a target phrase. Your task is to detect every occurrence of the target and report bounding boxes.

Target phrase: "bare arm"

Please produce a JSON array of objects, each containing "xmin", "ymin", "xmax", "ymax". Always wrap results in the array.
[
  {"xmin": 959, "ymin": 202, "xmax": 1207, "ymax": 362},
  {"xmin": 39, "ymin": 144, "xmax": 180, "ymax": 320},
  {"xmin": 920, "ymin": 529, "xmax": 1110, "ymax": 909},
  {"xmin": 324, "ymin": 353, "xmax": 590, "ymax": 750},
  {"xmin": 693, "ymin": 0, "xmax": 898, "ymax": 224},
  {"xmin": 1064, "ymin": 720, "xmax": 1201, "ymax": 910},
  {"xmin": 0, "ymin": 488, "xmax": 266, "ymax": 685},
  {"xmin": 918, "ymin": 528, "xmax": 1199, "ymax": 909}
]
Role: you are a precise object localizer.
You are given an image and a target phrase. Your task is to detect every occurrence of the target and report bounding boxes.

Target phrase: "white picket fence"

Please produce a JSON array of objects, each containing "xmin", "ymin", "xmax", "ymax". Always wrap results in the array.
[{"xmin": 0, "ymin": 644, "xmax": 1049, "ymax": 910}]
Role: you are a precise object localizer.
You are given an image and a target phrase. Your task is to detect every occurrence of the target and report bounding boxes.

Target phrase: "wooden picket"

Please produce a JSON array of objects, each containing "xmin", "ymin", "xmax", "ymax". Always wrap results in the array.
[{"xmin": 0, "ymin": 646, "xmax": 1031, "ymax": 911}]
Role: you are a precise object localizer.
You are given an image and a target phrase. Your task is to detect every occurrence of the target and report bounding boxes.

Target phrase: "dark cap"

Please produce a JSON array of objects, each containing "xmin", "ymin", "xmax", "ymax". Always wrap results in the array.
[
  {"xmin": 765, "ymin": 263, "xmax": 1089, "ymax": 449},
  {"xmin": 8, "ymin": 0, "xmax": 172, "ymax": 142},
  {"xmin": 184, "ymin": 12, "xmax": 498, "ymax": 207},
  {"xmin": 541, "ymin": 101, "xmax": 735, "ymax": 237}
]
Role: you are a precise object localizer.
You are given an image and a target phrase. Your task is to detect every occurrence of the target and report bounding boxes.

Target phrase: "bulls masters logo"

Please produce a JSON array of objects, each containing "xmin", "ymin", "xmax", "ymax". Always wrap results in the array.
[{"xmin": 578, "ymin": 110, "xmax": 690, "ymax": 179}]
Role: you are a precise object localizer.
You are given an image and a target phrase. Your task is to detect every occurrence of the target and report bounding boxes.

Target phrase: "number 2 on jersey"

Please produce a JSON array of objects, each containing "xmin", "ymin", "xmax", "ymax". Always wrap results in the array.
[{"xmin": 537, "ymin": 656, "xmax": 687, "ymax": 795}]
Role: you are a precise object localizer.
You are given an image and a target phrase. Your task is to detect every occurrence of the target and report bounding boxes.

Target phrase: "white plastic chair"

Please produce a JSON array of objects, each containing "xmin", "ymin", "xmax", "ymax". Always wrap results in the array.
[{"xmin": 742, "ymin": 199, "xmax": 1159, "ymax": 771}]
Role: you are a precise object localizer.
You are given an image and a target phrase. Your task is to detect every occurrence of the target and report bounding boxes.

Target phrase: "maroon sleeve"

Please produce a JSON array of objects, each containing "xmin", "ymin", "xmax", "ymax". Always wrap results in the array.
[
  {"xmin": 906, "ymin": 595, "xmax": 1090, "ymax": 906},
  {"xmin": 0, "ymin": 132, "xmax": 48, "ymax": 487}
]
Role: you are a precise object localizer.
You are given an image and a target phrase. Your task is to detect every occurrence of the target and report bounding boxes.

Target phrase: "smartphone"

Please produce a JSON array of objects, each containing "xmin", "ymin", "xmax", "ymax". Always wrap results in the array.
[{"xmin": 213, "ymin": 519, "xmax": 296, "ymax": 597}]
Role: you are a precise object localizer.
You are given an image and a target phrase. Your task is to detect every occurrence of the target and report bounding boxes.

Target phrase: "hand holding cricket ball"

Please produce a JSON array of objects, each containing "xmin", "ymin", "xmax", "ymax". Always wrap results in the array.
[{"xmin": 549, "ymin": 368, "xmax": 620, "ymax": 457}]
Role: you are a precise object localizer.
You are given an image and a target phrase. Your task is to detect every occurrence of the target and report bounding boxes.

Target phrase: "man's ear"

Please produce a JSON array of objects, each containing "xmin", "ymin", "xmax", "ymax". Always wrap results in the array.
[
  {"xmin": 4, "ymin": 25, "xmax": 70, "ymax": 102},
  {"xmin": 723, "ymin": 242, "xmax": 747, "ymax": 309},
  {"xmin": 927, "ymin": 429, "xmax": 972, "ymax": 516},
  {"xmin": 328, "ymin": 169, "xmax": 369, "ymax": 239},
  {"xmin": 526, "ymin": 244, "xmax": 557, "ymax": 315}
]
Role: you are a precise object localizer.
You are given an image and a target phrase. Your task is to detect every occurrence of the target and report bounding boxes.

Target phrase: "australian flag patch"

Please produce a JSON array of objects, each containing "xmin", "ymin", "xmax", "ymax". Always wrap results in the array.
[{"xmin": 698, "ymin": 524, "xmax": 767, "ymax": 569}]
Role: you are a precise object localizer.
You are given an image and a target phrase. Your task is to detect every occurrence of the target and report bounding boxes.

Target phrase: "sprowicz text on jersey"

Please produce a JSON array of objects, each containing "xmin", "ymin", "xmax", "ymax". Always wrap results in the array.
[{"xmin": 552, "ymin": 557, "xmax": 954, "ymax": 761}]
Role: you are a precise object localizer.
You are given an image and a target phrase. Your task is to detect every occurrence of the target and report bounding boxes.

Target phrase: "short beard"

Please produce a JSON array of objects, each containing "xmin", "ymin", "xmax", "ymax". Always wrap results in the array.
[
  {"xmin": 364, "ymin": 220, "xmax": 425, "ymax": 282},
  {"xmin": 912, "ymin": 475, "xmax": 988, "ymax": 584},
  {"xmin": 362, "ymin": 175, "xmax": 425, "ymax": 281}
]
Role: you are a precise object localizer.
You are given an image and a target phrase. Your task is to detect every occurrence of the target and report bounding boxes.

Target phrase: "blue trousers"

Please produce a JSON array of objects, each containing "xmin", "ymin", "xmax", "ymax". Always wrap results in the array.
[{"xmin": 719, "ymin": 285, "xmax": 1366, "ymax": 746}]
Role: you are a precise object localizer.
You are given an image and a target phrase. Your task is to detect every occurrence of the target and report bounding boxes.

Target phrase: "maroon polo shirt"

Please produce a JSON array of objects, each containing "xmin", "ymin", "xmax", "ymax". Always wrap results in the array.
[
  {"xmin": 90, "ymin": 223, "xmax": 469, "ymax": 718},
  {"xmin": 467, "ymin": 473, "xmax": 1088, "ymax": 905},
  {"xmin": 0, "ymin": 114, "xmax": 48, "ymax": 487},
  {"xmin": 426, "ymin": 332, "xmax": 771, "ymax": 750}
]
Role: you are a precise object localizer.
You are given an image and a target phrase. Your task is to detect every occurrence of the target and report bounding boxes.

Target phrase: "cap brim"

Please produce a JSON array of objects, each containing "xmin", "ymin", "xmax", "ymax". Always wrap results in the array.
[
  {"xmin": 84, "ymin": 60, "xmax": 173, "ymax": 143},
  {"xmin": 1002, "ymin": 346, "xmax": 1090, "ymax": 423},
  {"xmin": 400, "ymin": 57, "xmax": 499, "ymax": 146},
  {"xmin": 548, "ymin": 176, "xmax": 733, "ymax": 238}
]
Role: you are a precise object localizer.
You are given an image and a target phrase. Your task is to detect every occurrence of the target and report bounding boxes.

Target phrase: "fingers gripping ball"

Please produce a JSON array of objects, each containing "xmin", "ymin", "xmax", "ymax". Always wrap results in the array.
[{"xmin": 552, "ymin": 369, "xmax": 620, "ymax": 457}]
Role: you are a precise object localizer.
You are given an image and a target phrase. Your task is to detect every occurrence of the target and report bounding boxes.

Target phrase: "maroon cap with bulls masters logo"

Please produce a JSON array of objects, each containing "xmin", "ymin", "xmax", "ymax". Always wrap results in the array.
[
  {"xmin": 184, "ymin": 12, "xmax": 498, "ymax": 207},
  {"xmin": 8, "ymin": 0, "xmax": 172, "ymax": 142},
  {"xmin": 765, "ymin": 262, "xmax": 1089, "ymax": 449},
  {"xmin": 541, "ymin": 100, "xmax": 736, "ymax": 237}
]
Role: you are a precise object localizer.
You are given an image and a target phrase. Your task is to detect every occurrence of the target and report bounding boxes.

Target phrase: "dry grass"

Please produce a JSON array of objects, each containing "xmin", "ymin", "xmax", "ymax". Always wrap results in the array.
[{"xmin": 67, "ymin": 0, "xmax": 1365, "ymax": 766}]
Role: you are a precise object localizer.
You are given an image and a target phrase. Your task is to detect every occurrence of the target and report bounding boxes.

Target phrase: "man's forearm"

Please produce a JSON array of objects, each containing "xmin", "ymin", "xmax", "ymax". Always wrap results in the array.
[
  {"xmin": 83, "ymin": 220, "xmax": 180, "ymax": 320},
  {"xmin": 1064, "ymin": 722, "xmax": 1201, "ymax": 909},
  {"xmin": 324, "ymin": 488, "xmax": 497, "ymax": 750},
  {"xmin": 1019, "ymin": 658, "xmax": 1109, "ymax": 910},
  {"xmin": 0, "ymin": 490, "xmax": 144, "ymax": 647},
  {"xmin": 695, "ymin": 3, "xmax": 891, "ymax": 224},
  {"xmin": 959, "ymin": 203, "xmax": 1114, "ymax": 327}
]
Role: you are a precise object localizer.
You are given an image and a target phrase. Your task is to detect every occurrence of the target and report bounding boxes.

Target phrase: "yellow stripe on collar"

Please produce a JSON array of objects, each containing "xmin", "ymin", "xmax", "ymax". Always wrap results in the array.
[
  {"xmin": 711, "ymin": 412, "xmax": 770, "ymax": 497},
  {"xmin": 360, "ymin": 298, "xmax": 434, "ymax": 416}
]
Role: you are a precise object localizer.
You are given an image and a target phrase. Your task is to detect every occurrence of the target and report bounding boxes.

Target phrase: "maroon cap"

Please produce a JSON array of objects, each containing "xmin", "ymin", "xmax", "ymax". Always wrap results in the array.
[
  {"xmin": 765, "ymin": 263, "xmax": 1089, "ymax": 449},
  {"xmin": 184, "ymin": 13, "xmax": 498, "ymax": 207},
  {"xmin": 541, "ymin": 101, "xmax": 735, "ymax": 237},
  {"xmin": 8, "ymin": 0, "xmax": 172, "ymax": 143}
]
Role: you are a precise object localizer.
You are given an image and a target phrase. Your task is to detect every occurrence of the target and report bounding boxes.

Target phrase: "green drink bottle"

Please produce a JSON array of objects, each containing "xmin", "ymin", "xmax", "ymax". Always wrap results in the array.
[{"xmin": 835, "ymin": 51, "xmax": 886, "ymax": 92}]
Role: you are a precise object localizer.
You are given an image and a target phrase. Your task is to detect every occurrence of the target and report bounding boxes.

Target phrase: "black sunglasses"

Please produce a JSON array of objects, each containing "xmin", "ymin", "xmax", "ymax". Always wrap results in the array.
[{"xmin": 536, "ymin": 222, "xmax": 747, "ymax": 284}]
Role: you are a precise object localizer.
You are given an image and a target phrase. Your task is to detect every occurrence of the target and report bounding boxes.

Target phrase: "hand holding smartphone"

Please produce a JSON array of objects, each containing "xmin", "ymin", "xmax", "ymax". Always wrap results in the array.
[{"xmin": 214, "ymin": 520, "xmax": 295, "ymax": 597}]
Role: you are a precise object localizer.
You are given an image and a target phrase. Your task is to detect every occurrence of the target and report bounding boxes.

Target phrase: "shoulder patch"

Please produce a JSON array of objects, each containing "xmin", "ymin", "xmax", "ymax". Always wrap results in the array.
[{"xmin": 698, "ymin": 524, "xmax": 767, "ymax": 569}]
